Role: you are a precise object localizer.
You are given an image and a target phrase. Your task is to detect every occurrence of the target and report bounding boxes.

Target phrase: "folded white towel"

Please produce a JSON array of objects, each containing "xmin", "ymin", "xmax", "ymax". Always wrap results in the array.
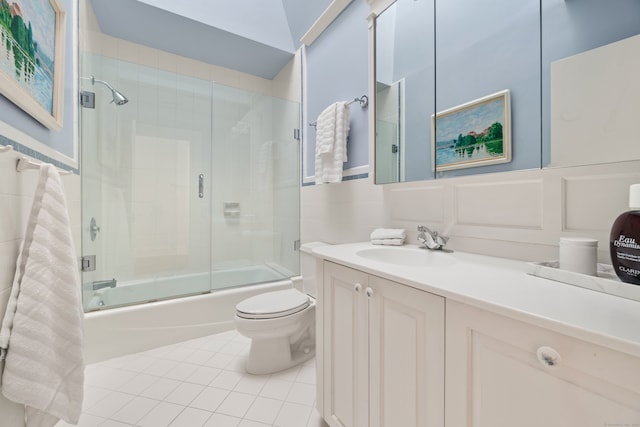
[
  {"xmin": 0, "ymin": 164, "xmax": 84, "ymax": 427},
  {"xmin": 370, "ymin": 228, "xmax": 407, "ymax": 241},
  {"xmin": 315, "ymin": 101, "xmax": 350, "ymax": 184},
  {"xmin": 371, "ymin": 238, "xmax": 405, "ymax": 246}
]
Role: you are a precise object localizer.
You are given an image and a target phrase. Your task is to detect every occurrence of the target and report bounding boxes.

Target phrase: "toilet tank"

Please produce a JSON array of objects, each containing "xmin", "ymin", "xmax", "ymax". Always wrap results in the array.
[{"xmin": 299, "ymin": 242, "xmax": 329, "ymax": 298}]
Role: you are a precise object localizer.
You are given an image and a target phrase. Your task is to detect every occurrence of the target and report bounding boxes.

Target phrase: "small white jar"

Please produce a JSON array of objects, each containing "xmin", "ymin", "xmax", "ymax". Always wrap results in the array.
[{"xmin": 559, "ymin": 237, "xmax": 598, "ymax": 276}]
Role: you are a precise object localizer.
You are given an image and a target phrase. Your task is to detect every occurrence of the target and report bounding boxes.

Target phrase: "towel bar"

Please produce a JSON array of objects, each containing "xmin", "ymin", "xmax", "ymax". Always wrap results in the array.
[
  {"xmin": 16, "ymin": 157, "xmax": 73, "ymax": 175},
  {"xmin": 309, "ymin": 95, "xmax": 369, "ymax": 127},
  {"xmin": 0, "ymin": 144, "xmax": 13, "ymax": 153}
]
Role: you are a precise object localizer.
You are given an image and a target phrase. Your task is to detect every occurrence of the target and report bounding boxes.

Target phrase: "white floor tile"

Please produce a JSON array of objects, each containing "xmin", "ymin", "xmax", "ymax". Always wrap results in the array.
[
  {"xmin": 82, "ymin": 385, "xmax": 112, "ymax": 410},
  {"xmin": 225, "ymin": 355, "xmax": 249, "ymax": 372},
  {"xmin": 238, "ymin": 419, "xmax": 271, "ymax": 427},
  {"xmin": 189, "ymin": 386, "xmax": 230, "ymax": 412},
  {"xmin": 259, "ymin": 378, "xmax": 293, "ymax": 400},
  {"xmin": 203, "ymin": 413, "xmax": 241, "ymax": 427},
  {"xmin": 234, "ymin": 374, "xmax": 268, "ymax": 395},
  {"xmin": 164, "ymin": 362, "xmax": 199, "ymax": 381},
  {"xmin": 219, "ymin": 341, "xmax": 248, "ymax": 355},
  {"xmin": 164, "ymin": 346, "xmax": 196, "ymax": 362},
  {"xmin": 83, "ymin": 391, "xmax": 133, "ymax": 419},
  {"xmin": 307, "ymin": 409, "xmax": 329, "ymax": 427},
  {"xmin": 110, "ymin": 396, "xmax": 159, "ymax": 424},
  {"xmin": 244, "ymin": 396, "xmax": 283, "ymax": 425},
  {"xmin": 119, "ymin": 373, "xmax": 158, "ymax": 395},
  {"xmin": 164, "ymin": 382, "xmax": 206, "ymax": 406},
  {"xmin": 205, "ymin": 352, "xmax": 235, "ymax": 369},
  {"xmin": 273, "ymin": 402, "xmax": 314, "ymax": 427},
  {"xmin": 144, "ymin": 358, "xmax": 180, "ymax": 377},
  {"xmin": 76, "ymin": 330, "xmax": 325, "ymax": 427},
  {"xmin": 216, "ymin": 391, "xmax": 256, "ymax": 418},
  {"xmin": 55, "ymin": 413, "xmax": 105, "ymax": 427},
  {"xmin": 120, "ymin": 354, "xmax": 158, "ymax": 372},
  {"xmin": 168, "ymin": 407, "xmax": 212, "ymax": 427},
  {"xmin": 185, "ymin": 349, "xmax": 217, "ymax": 365},
  {"xmin": 140, "ymin": 377, "xmax": 182, "ymax": 400},
  {"xmin": 210, "ymin": 370, "xmax": 243, "ymax": 390},
  {"xmin": 100, "ymin": 420, "xmax": 134, "ymax": 427},
  {"xmin": 137, "ymin": 401, "xmax": 184, "ymax": 427},
  {"xmin": 286, "ymin": 382, "xmax": 316, "ymax": 406},
  {"xmin": 269, "ymin": 365, "xmax": 302, "ymax": 383},
  {"xmin": 185, "ymin": 366, "xmax": 221, "ymax": 386}
]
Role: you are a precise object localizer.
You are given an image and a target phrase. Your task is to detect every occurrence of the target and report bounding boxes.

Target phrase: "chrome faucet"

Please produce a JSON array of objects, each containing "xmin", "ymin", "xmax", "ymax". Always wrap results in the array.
[
  {"xmin": 417, "ymin": 225, "xmax": 449, "ymax": 251},
  {"xmin": 92, "ymin": 278, "xmax": 116, "ymax": 291}
]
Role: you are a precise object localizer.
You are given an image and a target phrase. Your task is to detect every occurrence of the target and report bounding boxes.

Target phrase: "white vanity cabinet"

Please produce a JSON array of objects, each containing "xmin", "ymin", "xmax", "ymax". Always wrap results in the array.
[
  {"xmin": 320, "ymin": 261, "xmax": 445, "ymax": 427},
  {"xmin": 445, "ymin": 300, "xmax": 640, "ymax": 427}
]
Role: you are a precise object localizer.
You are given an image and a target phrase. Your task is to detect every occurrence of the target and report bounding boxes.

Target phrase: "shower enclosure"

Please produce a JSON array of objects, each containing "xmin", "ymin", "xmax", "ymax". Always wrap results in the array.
[{"xmin": 80, "ymin": 53, "xmax": 300, "ymax": 311}]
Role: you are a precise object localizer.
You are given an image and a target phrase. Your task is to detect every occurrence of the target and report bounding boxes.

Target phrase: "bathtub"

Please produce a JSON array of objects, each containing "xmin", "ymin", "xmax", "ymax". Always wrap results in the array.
[{"xmin": 84, "ymin": 266, "xmax": 299, "ymax": 363}]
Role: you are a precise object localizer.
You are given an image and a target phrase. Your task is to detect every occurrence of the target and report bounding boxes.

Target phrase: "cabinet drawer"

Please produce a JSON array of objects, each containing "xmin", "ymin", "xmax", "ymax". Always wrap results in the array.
[{"xmin": 446, "ymin": 300, "xmax": 640, "ymax": 427}]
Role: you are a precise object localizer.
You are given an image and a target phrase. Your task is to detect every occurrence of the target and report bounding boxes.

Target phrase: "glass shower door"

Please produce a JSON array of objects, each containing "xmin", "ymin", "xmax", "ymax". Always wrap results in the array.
[
  {"xmin": 211, "ymin": 84, "xmax": 300, "ymax": 290},
  {"xmin": 80, "ymin": 54, "xmax": 212, "ymax": 310}
]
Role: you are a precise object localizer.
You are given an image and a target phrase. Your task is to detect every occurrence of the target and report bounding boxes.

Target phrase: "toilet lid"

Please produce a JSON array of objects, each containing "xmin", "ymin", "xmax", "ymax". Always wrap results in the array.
[{"xmin": 236, "ymin": 289, "xmax": 310, "ymax": 319}]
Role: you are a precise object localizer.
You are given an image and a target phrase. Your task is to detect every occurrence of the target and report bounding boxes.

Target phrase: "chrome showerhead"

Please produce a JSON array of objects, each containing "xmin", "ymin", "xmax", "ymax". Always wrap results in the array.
[{"xmin": 89, "ymin": 76, "xmax": 129, "ymax": 106}]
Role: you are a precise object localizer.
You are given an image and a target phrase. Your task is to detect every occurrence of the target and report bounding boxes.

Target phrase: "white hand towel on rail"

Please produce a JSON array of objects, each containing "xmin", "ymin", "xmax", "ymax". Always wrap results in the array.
[
  {"xmin": 315, "ymin": 101, "xmax": 350, "ymax": 184},
  {"xmin": 0, "ymin": 164, "xmax": 84, "ymax": 427}
]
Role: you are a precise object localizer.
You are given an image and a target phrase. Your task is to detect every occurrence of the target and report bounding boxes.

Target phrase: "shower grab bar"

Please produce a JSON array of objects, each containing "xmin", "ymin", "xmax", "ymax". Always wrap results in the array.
[
  {"xmin": 16, "ymin": 157, "xmax": 73, "ymax": 175},
  {"xmin": 309, "ymin": 95, "xmax": 369, "ymax": 128}
]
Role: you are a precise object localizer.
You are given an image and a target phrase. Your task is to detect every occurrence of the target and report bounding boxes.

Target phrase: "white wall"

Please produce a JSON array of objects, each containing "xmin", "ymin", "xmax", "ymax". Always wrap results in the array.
[{"xmin": 301, "ymin": 160, "xmax": 638, "ymax": 264}]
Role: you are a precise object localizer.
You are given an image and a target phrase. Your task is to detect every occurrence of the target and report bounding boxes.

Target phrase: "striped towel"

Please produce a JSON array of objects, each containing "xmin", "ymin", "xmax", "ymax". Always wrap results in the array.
[
  {"xmin": 0, "ymin": 164, "xmax": 84, "ymax": 426},
  {"xmin": 315, "ymin": 101, "xmax": 350, "ymax": 184}
]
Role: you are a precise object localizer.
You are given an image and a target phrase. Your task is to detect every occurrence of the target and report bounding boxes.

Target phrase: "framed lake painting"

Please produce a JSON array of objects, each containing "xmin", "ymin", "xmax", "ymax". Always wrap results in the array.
[
  {"xmin": 432, "ymin": 90, "xmax": 511, "ymax": 172},
  {"xmin": 0, "ymin": 0, "xmax": 65, "ymax": 130}
]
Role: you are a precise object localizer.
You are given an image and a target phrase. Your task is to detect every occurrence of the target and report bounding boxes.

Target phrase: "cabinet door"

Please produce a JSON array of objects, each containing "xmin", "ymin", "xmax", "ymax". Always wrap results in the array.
[
  {"xmin": 323, "ymin": 262, "xmax": 370, "ymax": 427},
  {"xmin": 446, "ymin": 300, "xmax": 640, "ymax": 427},
  {"xmin": 368, "ymin": 276, "xmax": 445, "ymax": 427}
]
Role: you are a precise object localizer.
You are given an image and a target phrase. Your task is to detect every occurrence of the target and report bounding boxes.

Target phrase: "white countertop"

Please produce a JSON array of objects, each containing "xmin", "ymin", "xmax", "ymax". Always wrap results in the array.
[{"xmin": 313, "ymin": 242, "xmax": 640, "ymax": 356}]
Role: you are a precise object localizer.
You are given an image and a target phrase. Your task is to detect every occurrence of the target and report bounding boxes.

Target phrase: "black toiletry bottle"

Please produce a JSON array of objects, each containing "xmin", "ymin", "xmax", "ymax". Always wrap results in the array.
[{"xmin": 610, "ymin": 184, "xmax": 640, "ymax": 285}]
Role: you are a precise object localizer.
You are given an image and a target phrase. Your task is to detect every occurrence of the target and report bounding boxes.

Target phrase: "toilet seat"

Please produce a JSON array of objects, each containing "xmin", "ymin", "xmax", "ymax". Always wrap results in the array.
[{"xmin": 236, "ymin": 289, "xmax": 310, "ymax": 319}]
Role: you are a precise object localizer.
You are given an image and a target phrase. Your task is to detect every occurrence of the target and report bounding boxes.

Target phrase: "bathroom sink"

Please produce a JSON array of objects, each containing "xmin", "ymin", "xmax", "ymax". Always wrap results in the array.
[{"xmin": 356, "ymin": 246, "xmax": 456, "ymax": 267}]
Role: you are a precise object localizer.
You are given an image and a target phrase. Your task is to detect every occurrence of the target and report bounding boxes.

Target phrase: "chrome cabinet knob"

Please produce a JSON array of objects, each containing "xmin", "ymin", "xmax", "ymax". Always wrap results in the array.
[
  {"xmin": 354, "ymin": 283, "xmax": 362, "ymax": 292},
  {"xmin": 365, "ymin": 287, "xmax": 373, "ymax": 298}
]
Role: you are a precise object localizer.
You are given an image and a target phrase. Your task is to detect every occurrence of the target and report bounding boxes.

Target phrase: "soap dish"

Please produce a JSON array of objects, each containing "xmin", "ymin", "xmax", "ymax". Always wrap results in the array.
[{"xmin": 526, "ymin": 261, "xmax": 640, "ymax": 303}]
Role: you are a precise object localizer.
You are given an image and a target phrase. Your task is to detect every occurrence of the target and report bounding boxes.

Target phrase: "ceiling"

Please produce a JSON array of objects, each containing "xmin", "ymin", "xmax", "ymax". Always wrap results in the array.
[{"xmin": 90, "ymin": 0, "xmax": 332, "ymax": 79}]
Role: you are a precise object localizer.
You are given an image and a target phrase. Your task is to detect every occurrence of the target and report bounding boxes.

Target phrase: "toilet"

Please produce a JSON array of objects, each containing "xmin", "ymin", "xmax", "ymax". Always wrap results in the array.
[{"xmin": 234, "ymin": 242, "xmax": 327, "ymax": 375}]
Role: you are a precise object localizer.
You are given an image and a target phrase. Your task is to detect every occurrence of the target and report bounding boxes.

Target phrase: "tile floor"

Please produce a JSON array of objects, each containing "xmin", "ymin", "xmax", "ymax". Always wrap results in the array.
[{"xmin": 57, "ymin": 330, "xmax": 327, "ymax": 427}]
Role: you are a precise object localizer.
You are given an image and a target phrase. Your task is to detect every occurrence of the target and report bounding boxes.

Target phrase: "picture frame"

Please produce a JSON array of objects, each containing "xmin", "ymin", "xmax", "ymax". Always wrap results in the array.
[
  {"xmin": 0, "ymin": 0, "xmax": 65, "ymax": 131},
  {"xmin": 432, "ymin": 89, "xmax": 511, "ymax": 172}
]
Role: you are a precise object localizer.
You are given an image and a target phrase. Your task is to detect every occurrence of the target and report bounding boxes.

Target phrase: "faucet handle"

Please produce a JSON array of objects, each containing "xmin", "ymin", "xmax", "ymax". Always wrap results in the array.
[{"xmin": 417, "ymin": 225, "xmax": 427, "ymax": 232}]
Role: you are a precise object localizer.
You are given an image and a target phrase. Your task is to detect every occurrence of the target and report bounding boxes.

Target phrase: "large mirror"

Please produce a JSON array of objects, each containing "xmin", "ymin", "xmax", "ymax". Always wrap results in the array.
[{"xmin": 374, "ymin": 0, "xmax": 640, "ymax": 184}]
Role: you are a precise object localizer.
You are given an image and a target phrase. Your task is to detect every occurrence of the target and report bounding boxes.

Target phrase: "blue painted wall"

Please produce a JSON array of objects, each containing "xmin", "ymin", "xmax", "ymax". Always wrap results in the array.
[
  {"xmin": 305, "ymin": 0, "xmax": 370, "ymax": 180},
  {"xmin": 0, "ymin": 0, "xmax": 75, "ymax": 161}
]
